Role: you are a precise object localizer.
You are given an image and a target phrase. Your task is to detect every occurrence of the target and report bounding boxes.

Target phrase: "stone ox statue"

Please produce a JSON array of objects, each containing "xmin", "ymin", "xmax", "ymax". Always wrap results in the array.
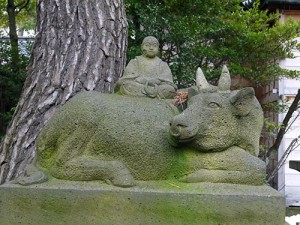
[{"xmin": 18, "ymin": 66, "xmax": 265, "ymax": 187}]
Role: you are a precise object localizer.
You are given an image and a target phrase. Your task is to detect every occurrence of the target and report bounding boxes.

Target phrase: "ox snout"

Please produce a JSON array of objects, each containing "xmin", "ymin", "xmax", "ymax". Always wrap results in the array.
[{"xmin": 169, "ymin": 116, "xmax": 199, "ymax": 146}]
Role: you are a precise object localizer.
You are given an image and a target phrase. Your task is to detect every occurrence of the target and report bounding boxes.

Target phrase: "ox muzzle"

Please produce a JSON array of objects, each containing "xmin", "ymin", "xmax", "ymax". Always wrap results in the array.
[{"xmin": 169, "ymin": 113, "xmax": 199, "ymax": 146}]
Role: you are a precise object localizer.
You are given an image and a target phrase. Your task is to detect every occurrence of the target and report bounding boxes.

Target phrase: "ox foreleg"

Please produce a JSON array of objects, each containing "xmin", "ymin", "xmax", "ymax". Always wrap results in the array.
[
  {"xmin": 52, "ymin": 157, "xmax": 136, "ymax": 187},
  {"xmin": 180, "ymin": 146, "xmax": 266, "ymax": 185}
]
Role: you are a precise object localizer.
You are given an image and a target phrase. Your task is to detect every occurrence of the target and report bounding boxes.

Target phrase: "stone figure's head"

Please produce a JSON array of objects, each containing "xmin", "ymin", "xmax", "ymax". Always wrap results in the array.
[{"xmin": 141, "ymin": 36, "xmax": 159, "ymax": 58}]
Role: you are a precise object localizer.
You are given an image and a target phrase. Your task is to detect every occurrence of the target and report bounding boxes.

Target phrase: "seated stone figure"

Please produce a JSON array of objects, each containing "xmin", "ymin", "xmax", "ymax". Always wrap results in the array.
[{"xmin": 115, "ymin": 36, "xmax": 177, "ymax": 99}]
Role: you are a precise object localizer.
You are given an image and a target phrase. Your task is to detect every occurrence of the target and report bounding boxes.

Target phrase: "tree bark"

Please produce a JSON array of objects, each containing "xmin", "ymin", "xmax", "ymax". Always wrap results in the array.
[{"xmin": 0, "ymin": 0, "xmax": 127, "ymax": 184}]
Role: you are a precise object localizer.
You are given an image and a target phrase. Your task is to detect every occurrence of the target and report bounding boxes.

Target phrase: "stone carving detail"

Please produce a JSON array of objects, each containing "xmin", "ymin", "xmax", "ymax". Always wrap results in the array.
[
  {"xmin": 16, "ymin": 66, "xmax": 265, "ymax": 187},
  {"xmin": 114, "ymin": 36, "xmax": 177, "ymax": 99}
]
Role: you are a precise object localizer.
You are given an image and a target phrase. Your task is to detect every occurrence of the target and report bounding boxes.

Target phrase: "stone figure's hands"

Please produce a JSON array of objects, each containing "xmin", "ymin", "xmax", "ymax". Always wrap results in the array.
[
  {"xmin": 143, "ymin": 81, "xmax": 158, "ymax": 98},
  {"xmin": 135, "ymin": 77, "xmax": 161, "ymax": 86},
  {"xmin": 147, "ymin": 79, "xmax": 161, "ymax": 86},
  {"xmin": 135, "ymin": 77, "xmax": 147, "ymax": 84}
]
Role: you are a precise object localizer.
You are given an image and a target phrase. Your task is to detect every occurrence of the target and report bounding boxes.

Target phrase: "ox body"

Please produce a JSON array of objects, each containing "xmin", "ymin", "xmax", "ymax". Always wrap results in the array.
[{"xmin": 17, "ymin": 67, "xmax": 266, "ymax": 187}]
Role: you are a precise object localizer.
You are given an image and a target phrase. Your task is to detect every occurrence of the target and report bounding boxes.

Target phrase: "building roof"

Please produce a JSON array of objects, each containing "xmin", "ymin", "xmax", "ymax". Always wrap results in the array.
[
  {"xmin": 260, "ymin": 0, "xmax": 300, "ymax": 10},
  {"xmin": 241, "ymin": 0, "xmax": 300, "ymax": 10},
  {"xmin": 262, "ymin": 0, "xmax": 300, "ymax": 3}
]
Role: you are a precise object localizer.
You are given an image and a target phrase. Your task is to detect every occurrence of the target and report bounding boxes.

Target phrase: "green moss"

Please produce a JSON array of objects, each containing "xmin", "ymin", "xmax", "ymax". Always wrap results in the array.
[
  {"xmin": 0, "ymin": 182, "xmax": 285, "ymax": 225},
  {"xmin": 39, "ymin": 196, "xmax": 71, "ymax": 215},
  {"xmin": 167, "ymin": 149, "xmax": 188, "ymax": 180},
  {"xmin": 38, "ymin": 146, "xmax": 58, "ymax": 169}
]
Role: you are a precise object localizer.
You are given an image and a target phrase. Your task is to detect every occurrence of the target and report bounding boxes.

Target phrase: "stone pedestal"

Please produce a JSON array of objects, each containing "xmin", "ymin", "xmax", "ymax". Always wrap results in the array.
[{"xmin": 0, "ymin": 179, "xmax": 285, "ymax": 225}]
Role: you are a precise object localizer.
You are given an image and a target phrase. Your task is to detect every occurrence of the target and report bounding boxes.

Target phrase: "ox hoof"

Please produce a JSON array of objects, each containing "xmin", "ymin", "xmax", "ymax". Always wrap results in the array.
[
  {"xmin": 16, "ymin": 171, "xmax": 48, "ymax": 186},
  {"xmin": 179, "ymin": 169, "xmax": 214, "ymax": 183},
  {"xmin": 111, "ymin": 173, "xmax": 136, "ymax": 188}
]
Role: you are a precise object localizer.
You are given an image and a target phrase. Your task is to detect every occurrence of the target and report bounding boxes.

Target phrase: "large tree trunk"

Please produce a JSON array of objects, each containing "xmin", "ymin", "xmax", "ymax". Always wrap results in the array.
[{"xmin": 0, "ymin": 0, "xmax": 127, "ymax": 184}]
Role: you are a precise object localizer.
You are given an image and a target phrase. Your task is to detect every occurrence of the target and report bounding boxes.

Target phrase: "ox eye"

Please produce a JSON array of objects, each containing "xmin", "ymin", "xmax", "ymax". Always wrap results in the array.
[{"xmin": 208, "ymin": 102, "xmax": 220, "ymax": 108}]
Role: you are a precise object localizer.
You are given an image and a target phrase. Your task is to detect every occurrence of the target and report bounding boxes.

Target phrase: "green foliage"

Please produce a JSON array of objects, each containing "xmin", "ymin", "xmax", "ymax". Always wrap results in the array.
[
  {"xmin": 0, "ymin": 38, "xmax": 32, "ymax": 138},
  {"xmin": 261, "ymin": 96, "xmax": 290, "ymax": 138},
  {"xmin": 126, "ymin": 0, "xmax": 300, "ymax": 88},
  {"xmin": 0, "ymin": 0, "xmax": 7, "ymax": 28},
  {"xmin": 0, "ymin": 0, "xmax": 36, "ymax": 31},
  {"xmin": 0, "ymin": 0, "xmax": 36, "ymax": 139},
  {"xmin": 263, "ymin": 118, "xmax": 284, "ymax": 135},
  {"xmin": 263, "ymin": 97, "xmax": 289, "ymax": 113}
]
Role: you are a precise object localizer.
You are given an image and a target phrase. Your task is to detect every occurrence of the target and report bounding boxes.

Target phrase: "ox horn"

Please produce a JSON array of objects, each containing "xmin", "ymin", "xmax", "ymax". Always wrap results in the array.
[
  {"xmin": 196, "ymin": 67, "xmax": 210, "ymax": 91},
  {"xmin": 218, "ymin": 65, "xmax": 231, "ymax": 92}
]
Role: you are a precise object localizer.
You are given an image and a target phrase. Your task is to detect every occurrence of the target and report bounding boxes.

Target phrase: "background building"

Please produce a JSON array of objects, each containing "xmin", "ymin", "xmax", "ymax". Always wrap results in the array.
[{"xmin": 260, "ymin": 0, "xmax": 300, "ymax": 207}]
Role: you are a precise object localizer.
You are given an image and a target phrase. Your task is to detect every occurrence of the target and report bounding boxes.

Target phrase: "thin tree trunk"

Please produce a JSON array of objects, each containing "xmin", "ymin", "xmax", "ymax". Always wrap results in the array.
[
  {"xmin": 266, "ymin": 89, "xmax": 300, "ymax": 186},
  {"xmin": 0, "ymin": 0, "xmax": 127, "ymax": 184},
  {"xmin": 267, "ymin": 89, "xmax": 300, "ymax": 157},
  {"xmin": 7, "ymin": 0, "xmax": 19, "ymax": 69}
]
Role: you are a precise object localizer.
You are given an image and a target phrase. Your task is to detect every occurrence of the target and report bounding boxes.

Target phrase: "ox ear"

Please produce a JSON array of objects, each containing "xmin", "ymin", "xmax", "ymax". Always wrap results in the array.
[
  {"xmin": 186, "ymin": 87, "xmax": 199, "ymax": 105},
  {"xmin": 230, "ymin": 87, "xmax": 255, "ymax": 116},
  {"xmin": 188, "ymin": 87, "xmax": 199, "ymax": 98},
  {"xmin": 196, "ymin": 67, "xmax": 210, "ymax": 91},
  {"xmin": 218, "ymin": 65, "xmax": 231, "ymax": 93}
]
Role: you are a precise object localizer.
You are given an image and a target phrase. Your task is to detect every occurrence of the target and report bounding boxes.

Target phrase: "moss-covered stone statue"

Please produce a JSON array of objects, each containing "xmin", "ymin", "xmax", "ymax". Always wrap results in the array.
[
  {"xmin": 16, "ymin": 66, "xmax": 266, "ymax": 187},
  {"xmin": 114, "ymin": 36, "xmax": 177, "ymax": 98}
]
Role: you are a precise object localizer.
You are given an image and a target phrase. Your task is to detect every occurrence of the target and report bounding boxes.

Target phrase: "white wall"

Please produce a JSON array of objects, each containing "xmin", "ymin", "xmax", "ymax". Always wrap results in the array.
[{"xmin": 278, "ymin": 47, "xmax": 300, "ymax": 206}]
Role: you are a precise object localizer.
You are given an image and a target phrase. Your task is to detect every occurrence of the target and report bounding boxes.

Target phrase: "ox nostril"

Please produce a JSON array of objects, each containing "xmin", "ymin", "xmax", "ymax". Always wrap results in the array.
[
  {"xmin": 170, "ymin": 127, "xmax": 181, "ymax": 137},
  {"xmin": 170, "ymin": 119, "xmax": 186, "ymax": 128}
]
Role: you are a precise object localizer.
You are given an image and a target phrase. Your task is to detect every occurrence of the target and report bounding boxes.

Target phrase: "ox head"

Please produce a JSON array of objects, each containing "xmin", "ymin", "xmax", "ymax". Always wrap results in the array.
[{"xmin": 169, "ymin": 66, "xmax": 263, "ymax": 156}]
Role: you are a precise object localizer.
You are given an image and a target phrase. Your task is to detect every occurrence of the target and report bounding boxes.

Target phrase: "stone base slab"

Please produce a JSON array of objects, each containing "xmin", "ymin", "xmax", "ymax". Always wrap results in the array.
[{"xmin": 0, "ymin": 179, "xmax": 285, "ymax": 225}]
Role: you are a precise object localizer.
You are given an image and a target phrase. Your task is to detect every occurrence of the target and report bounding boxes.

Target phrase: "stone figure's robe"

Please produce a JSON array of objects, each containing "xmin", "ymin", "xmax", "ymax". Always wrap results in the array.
[{"xmin": 115, "ymin": 56, "xmax": 177, "ymax": 98}]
